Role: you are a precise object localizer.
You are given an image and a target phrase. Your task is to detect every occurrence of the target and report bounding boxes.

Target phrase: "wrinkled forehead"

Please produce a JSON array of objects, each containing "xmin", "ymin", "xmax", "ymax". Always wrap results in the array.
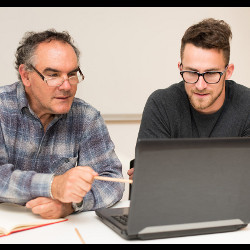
[{"xmin": 32, "ymin": 40, "xmax": 79, "ymax": 71}]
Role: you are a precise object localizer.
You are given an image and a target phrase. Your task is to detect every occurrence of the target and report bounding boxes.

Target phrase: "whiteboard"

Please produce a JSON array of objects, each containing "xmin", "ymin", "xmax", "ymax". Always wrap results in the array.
[{"xmin": 0, "ymin": 7, "xmax": 249, "ymax": 115}]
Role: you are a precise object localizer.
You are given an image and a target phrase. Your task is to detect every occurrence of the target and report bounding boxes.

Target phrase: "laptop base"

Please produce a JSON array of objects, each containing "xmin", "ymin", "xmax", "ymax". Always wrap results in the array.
[
  {"xmin": 96, "ymin": 207, "xmax": 247, "ymax": 240},
  {"xmin": 96, "ymin": 138, "xmax": 250, "ymax": 241}
]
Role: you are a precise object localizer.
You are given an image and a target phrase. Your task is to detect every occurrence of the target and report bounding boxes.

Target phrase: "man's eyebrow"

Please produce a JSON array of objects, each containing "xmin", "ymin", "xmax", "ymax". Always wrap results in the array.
[
  {"xmin": 43, "ymin": 67, "xmax": 79, "ymax": 74},
  {"xmin": 183, "ymin": 66, "xmax": 221, "ymax": 72},
  {"xmin": 69, "ymin": 67, "xmax": 80, "ymax": 73},
  {"xmin": 182, "ymin": 66, "xmax": 198, "ymax": 71},
  {"xmin": 43, "ymin": 67, "xmax": 60, "ymax": 74}
]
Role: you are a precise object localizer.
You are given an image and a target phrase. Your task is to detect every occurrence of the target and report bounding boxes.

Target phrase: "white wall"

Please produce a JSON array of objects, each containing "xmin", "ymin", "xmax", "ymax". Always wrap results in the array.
[
  {"xmin": 0, "ymin": 7, "xmax": 250, "ymax": 200},
  {"xmin": 0, "ymin": 7, "xmax": 250, "ymax": 115}
]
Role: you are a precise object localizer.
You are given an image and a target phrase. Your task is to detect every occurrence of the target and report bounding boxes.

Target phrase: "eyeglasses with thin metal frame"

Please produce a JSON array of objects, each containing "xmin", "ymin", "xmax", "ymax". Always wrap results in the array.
[
  {"xmin": 30, "ymin": 65, "xmax": 85, "ymax": 87},
  {"xmin": 180, "ymin": 64, "xmax": 229, "ymax": 84}
]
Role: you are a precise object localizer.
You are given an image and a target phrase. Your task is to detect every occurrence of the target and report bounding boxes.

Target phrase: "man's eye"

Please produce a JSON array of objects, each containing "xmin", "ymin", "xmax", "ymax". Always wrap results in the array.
[
  {"xmin": 68, "ymin": 72, "xmax": 77, "ymax": 77},
  {"xmin": 48, "ymin": 73, "xmax": 59, "ymax": 78}
]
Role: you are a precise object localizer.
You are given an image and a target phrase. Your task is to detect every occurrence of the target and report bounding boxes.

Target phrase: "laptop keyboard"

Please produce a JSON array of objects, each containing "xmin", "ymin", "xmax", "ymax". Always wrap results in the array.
[{"xmin": 112, "ymin": 215, "xmax": 129, "ymax": 226}]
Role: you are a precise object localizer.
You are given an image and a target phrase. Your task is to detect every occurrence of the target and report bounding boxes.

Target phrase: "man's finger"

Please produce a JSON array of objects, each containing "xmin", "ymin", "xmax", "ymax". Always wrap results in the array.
[
  {"xmin": 32, "ymin": 204, "xmax": 54, "ymax": 215},
  {"xmin": 26, "ymin": 197, "xmax": 52, "ymax": 209},
  {"xmin": 75, "ymin": 166, "xmax": 98, "ymax": 184}
]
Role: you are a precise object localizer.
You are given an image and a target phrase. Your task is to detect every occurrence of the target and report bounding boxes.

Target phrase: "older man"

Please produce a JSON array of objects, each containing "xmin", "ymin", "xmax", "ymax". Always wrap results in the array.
[{"xmin": 0, "ymin": 30, "xmax": 124, "ymax": 218}]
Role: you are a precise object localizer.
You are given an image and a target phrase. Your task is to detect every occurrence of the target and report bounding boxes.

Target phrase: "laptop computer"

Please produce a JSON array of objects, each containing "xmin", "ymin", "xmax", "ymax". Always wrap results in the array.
[{"xmin": 95, "ymin": 137, "xmax": 250, "ymax": 240}]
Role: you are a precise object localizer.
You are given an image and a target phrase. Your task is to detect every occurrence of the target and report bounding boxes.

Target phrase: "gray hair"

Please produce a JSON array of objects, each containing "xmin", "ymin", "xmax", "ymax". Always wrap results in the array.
[{"xmin": 15, "ymin": 29, "xmax": 81, "ymax": 81}]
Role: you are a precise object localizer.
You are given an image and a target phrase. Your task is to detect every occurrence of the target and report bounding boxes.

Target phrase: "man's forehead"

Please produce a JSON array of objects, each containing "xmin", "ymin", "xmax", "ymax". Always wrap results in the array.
[
  {"xmin": 183, "ymin": 43, "xmax": 224, "ymax": 57},
  {"xmin": 182, "ymin": 44, "xmax": 226, "ymax": 69},
  {"xmin": 34, "ymin": 40, "xmax": 78, "ymax": 69},
  {"xmin": 35, "ymin": 40, "xmax": 76, "ymax": 59}
]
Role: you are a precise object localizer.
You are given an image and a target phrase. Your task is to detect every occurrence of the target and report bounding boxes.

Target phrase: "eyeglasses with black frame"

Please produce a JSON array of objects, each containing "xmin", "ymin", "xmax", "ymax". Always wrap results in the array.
[
  {"xmin": 30, "ymin": 65, "xmax": 85, "ymax": 87},
  {"xmin": 180, "ymin": 64, "xmax": 228, "ymax": 84}
]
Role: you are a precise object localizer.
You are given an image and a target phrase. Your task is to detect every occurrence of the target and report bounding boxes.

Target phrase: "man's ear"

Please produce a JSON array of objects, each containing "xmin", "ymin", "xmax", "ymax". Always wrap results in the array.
[
  {"xmin": 19, "ymin": 64, "xmax": 31, "ymax": 87},
  {"xmin": 225, "ymin": 63, "xmax": 234, "ymax": 80},
  {"xmin": 178, "ymin": 62, "xmax": 182, "ymax": 70}
]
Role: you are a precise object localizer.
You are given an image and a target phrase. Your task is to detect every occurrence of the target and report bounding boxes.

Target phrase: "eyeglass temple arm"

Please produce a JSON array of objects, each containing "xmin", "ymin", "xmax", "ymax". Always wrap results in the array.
[{"xmin": 30, "ymin": 65, "xmax": 45, "ymax": 81}]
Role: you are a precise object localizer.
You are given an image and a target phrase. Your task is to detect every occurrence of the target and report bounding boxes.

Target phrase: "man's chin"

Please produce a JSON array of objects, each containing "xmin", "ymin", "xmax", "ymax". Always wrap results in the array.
[
  {"xmin": 52, "ymin": 106, "xmax": 72, "ymax": 115},
  {"xmin": 55, "ymin": 110, "xmax": 71, "ymax": 115},
  {"xmin": 52, "ymin": 100, "xmax": 73, "ymax": 115},
  {"xmin": 190, "ymin": 98, "xmax": 213, "ymax": 112}
]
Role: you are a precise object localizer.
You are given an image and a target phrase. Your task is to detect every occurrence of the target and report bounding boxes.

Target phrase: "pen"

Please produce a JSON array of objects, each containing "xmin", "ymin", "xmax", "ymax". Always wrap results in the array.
[
  {"xmin": 94, "ymin": 176, "xmax": 133, "ymax": 184},
  {"xmin": 75, "ymin": 228, "xmax": 86, "ymax": 244}
]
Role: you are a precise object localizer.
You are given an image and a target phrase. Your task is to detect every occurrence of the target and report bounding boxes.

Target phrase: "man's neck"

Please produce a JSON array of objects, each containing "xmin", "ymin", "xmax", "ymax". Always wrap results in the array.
[{"xmin": 39, "ymin": 113, "xmax": 55, "ymax": 132}]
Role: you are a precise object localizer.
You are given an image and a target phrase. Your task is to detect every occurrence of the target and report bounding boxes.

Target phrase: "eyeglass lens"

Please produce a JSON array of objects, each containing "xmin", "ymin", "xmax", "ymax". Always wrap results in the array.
[
  {"xmin": 46, "ymin": 73, "xmax": 84, "ymax": 87},
  {"xmin": 182, "ymin": 72, "xmax": 222, "ymax": 84}
]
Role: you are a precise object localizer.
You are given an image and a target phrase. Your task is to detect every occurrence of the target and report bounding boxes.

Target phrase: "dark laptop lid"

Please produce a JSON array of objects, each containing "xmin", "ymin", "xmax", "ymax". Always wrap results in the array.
[{"xmin": 127, "ymin": 137, "xmax": 250, "ymax": 236}]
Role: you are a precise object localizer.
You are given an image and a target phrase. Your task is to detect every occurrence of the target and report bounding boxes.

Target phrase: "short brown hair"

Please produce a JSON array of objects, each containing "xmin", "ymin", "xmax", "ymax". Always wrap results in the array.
[{"xmin": 180, "ymin": 18, "xmax": 232, "ymax": 65}]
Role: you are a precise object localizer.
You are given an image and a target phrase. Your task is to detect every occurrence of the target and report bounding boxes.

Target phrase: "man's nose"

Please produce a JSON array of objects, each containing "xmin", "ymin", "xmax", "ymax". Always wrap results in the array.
[
  {"xmin": 195, "ymin": 75, "xmax": 208, "ymax": 91},
  {"xmin": 59, "ymin": 78, "xmax": 72, "ymax": 91}
]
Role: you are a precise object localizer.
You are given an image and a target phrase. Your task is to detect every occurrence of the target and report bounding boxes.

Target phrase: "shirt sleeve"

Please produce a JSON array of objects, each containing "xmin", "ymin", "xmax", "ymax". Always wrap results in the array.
[
  {"xmin": 75, "ymin": 109, "xmax": 125, "ymax": 212},
  {"xmin": 0, "ymin": 123, "xmax": 54, "ymax": 205}
]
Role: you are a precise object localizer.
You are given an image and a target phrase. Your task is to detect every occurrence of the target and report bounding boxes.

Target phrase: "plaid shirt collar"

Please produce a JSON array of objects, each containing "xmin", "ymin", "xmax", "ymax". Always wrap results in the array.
[{"xmin": 17, "ymin": 82, "xmax": 29, "ymax": 112}]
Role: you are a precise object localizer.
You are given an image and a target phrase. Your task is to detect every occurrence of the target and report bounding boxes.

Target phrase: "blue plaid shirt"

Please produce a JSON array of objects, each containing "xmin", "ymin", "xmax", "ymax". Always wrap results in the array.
[{"xmin": 0, "ymin": 82, "xmax": 124, "ymax": 212}]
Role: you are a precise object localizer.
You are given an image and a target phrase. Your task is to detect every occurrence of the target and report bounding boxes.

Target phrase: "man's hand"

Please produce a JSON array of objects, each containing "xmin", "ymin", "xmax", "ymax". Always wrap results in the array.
[
  {"xmin": 26, "ymin": 166, "xmax": 98, "ymax": 218},
  {"xmin": 127, "ymin": 168, "xmax": 134, "ymax": 180},
  {"xmin": 51, "ymin": 166, "xmax": 98, "ymax": 204},
  {"xmin": 26, "ymin": 197, "xmax": 73, "ymax": 219}
]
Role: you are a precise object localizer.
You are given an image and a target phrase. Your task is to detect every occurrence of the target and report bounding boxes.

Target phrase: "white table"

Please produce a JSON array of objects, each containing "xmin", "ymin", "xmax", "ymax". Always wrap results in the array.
[{"xmin": 1, "ymin": 200, "xmax": 250, "ymax": 244}]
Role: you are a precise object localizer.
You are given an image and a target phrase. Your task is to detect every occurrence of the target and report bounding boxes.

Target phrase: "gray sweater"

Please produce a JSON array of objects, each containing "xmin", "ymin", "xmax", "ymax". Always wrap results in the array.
[{"xmin": 138, "ymin": 80, "xmax": 250, "ymax": 139}]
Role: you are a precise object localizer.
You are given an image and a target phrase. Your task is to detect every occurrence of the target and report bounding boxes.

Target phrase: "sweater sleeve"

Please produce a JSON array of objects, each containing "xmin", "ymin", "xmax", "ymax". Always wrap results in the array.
[
  {"xmin": 138, "ymin": 90, "xmax": 171, "ymax": 140},
  {"xmin": 242, "ymin": 114, "xmax": 250, "ymax": 137}
]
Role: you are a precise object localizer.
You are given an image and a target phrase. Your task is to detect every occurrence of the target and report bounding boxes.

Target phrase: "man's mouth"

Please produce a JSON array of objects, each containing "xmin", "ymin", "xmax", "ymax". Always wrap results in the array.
[
  {"xmin": 55, "ymin": 96, "xmax": 70, "ymax": 99},
  {"xmin": 194, "ymin": 93, "xmax": 210, "ymax": 97},
  {"xmin": 55, "ymin": 96, "xmax": 70, "ymax": 100}
]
